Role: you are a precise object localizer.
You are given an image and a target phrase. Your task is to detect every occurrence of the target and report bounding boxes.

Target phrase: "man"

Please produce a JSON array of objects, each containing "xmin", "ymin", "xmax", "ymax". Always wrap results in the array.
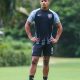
[{"xmin": 25, "ymin": 0, "xmax": 63, "ymax": 80}]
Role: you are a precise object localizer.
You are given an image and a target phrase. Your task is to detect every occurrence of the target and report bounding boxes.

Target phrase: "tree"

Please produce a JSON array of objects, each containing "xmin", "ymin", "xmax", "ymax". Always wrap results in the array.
[
  {"xmin": 51, "ymin": 0, "xmax": 80, "ymax": 57},
  {"xmin": 0, "ymin": 0, "xmax": 15, "ymax": 26}
]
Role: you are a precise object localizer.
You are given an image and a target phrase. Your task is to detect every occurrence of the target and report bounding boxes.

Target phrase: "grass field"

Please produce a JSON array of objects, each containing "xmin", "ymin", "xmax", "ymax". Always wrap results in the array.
[{"xmin": 0, "ymin": 57, "xmax": 80, "ymax": 80}]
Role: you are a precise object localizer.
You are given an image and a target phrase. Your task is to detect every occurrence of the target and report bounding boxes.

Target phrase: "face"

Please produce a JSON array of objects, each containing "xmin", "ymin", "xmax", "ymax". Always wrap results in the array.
[{"xmin": 40, "ymin": 0, "xmax": 49, "ymax": 9}]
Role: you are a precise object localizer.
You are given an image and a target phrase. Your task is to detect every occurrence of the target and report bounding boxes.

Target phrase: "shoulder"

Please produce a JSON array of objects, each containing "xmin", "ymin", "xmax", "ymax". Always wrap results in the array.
[
  {"xmin": 30, "ymin": 8, "xmax": 40, "ymax": 15},
  {"xmin": 49, "ymin": 9, "xmax": 60, "ymax": 23},
  {"xmin": 49, "ymin": 9, "xmax": 59, "ymax": 16},
  {"xmin": 27, "ymin": 8, "xmax": 40, "ymax": 23}
]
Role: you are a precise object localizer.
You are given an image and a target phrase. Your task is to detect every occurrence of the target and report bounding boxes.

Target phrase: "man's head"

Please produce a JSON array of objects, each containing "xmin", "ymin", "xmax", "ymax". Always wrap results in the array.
[{"xmin": 40, "ymin": 0, "xmax": 49, "ymax": 10}]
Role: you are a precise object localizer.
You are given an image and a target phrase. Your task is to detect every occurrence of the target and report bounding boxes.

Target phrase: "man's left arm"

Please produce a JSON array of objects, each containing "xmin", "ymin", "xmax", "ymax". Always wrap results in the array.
[
  {"xmin": 51, "ymin": 22, "xmax": 63, "ymax": 43},
  {"xmin": 55, "ymin": 22, "xmax": 63, "ymax": 41}
]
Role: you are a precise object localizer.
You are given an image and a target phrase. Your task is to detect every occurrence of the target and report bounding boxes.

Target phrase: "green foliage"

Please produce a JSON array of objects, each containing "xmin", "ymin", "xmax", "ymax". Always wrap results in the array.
[
  {"xmin": 51, "ymin": 0, "xmax": 80, "ymax": 57},
  {"xmin": 0, "ymin": 37, "xmax": 32, "ymax": 66},
  {"xmin": 0, "ymin": 0, "xmax": 15, "ymax": 22},
  {"xmin": 75, "ymin": 46, "xmax": 80, "ymax": 57},
  {"xmin": 0, "ymin": 0, "xmax": 80, "ymax": 57}
]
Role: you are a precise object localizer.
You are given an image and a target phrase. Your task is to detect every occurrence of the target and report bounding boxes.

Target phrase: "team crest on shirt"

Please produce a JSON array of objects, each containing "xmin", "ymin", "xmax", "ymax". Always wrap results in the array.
[
  {"xmin": 48, "ymin": 14, "xmax": 52, "ymax": 19},
  {"xmin": 37, "ymin": 14, "xmax": 41, "ymax": 16}
]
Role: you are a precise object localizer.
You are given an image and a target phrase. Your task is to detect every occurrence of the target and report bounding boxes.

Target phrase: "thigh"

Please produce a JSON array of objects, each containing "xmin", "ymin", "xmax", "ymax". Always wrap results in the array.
[
  {"xmin": 43, "ymin": 44, "xmax": 52, "ymax": 56},
  {"xmin": 32, "ymin": 44, "xmax": 42, "ymax": 56}
]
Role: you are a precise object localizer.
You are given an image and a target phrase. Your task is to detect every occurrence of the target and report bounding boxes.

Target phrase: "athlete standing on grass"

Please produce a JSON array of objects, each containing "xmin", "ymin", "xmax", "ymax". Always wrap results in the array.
[{"xmin": 25, "ymin": 0, "xmax": 63, "ymax": 80}]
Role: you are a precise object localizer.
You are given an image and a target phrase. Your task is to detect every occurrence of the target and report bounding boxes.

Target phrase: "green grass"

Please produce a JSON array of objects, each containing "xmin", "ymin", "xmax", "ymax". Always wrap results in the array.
[{"xmin": 0, "ymin": 58, "xmax": 80, "ymax": 80}]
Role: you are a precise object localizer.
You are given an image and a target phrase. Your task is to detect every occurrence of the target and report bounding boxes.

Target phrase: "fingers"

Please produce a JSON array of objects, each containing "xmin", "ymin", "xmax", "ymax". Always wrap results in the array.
[
  {"xmin": 35, "ymin": 37, "xmax": 40, "ymax": 42},
  {"xmin": 50, "ymin": 37, "xmax": 57, "ymax": 44},
  {"xmin": 31, "ymin": 37, "xmax": 40, "ymax": 42},
  {"xmin": 50, "ymin": 37, "xmax": 54, "ymax": 42},
  {"xmin": 50, "ymin": 36, "xmax": 54, "ymax": 42},
  {"xmin": 31, "ymin": 37, "xmax": 58, "ymax": 43}
]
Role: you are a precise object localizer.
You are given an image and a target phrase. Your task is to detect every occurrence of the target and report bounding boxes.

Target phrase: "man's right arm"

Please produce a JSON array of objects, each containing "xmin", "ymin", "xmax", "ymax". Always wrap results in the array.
[
  {"xmin": 25, "ymin": 20, "xmax": 39, "ymax": 42},
  {"xmin": 25, "ymin": 9, "xmax": 40, "ymax": 42},
  {"xmin": 25, "ymin": 21, "xmax": 32, "ymax": 40}
]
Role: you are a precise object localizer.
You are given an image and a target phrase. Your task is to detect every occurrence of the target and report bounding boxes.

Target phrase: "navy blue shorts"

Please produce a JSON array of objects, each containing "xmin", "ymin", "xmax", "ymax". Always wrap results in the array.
[{"xmin": 32, "ymin": 44, "xmax": 52, "ymax": 56}]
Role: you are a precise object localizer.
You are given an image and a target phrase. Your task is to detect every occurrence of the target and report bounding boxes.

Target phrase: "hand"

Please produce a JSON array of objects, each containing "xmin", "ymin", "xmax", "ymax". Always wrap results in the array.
[
  {"xmin": 30, "ymin": 37, "xmax": 39, "ymax": 42},
  {"xmin": 50, "ymin": 36, "xmax": 58, "ymax": 44}
]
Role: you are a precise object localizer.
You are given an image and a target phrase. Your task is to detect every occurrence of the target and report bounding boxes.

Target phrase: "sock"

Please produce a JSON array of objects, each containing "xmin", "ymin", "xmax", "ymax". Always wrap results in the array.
[
  {"xmin": 29, "ymin": 75, "xmax": 34, "ymax": 80},
  {"xmin": 43, "ymin": 76, "xmax": 48, "ymax": 80}
]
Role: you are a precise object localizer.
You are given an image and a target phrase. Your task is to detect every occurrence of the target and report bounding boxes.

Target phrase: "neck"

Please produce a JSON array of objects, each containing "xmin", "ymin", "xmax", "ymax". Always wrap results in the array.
[{"xmin": 41, "ymin": 7, "xmax": 49, "ymax": 10}]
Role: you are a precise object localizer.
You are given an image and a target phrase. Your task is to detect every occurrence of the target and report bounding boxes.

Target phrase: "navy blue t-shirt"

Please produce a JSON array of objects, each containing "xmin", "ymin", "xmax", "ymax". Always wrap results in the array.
[{"xmin": 27, "ymin": 8, "xmax": 60, "ymax": 45}]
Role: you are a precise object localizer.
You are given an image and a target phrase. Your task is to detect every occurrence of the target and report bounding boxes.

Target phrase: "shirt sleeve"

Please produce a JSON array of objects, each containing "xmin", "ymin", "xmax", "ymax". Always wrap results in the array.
[
  {"xmin": 54, "ymin": 12, "xmax": 60, "ymax": 24},
  {"xmin": 27, "ymin": 10, "xmax": 36, "ymax": 23}
]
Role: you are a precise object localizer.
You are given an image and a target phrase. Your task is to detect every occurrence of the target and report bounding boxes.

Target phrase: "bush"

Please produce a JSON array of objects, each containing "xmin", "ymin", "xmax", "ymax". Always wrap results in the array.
[
  {"xmin": 0, "ymin": 37, "xmax": 32, "ymax": 66},
  {"xmin": 75, "ymin": 46, "xmax": 80, "ymax": 57}
]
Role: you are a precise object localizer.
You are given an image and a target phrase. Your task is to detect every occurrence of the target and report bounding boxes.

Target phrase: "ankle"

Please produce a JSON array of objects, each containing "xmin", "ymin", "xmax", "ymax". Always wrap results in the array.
[
  {"xmin": 29, "ymin": 75, "xmax": 34, "ymax": 80},
  {"xmin": 43, "ymin": 76, "xmax": 48, "ymax": 80}
]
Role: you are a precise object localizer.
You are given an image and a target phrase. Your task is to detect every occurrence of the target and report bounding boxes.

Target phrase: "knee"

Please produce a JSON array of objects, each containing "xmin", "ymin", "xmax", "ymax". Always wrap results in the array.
[{"xmin": 32, "ymin": 59, "xmax": 38, "ymax": 65}]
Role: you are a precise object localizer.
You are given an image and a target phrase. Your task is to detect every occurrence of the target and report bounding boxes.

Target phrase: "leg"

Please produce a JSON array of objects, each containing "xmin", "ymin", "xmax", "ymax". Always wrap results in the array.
[
  {"xmin": 29, "ymin": 44, "xmax": 42, "ymax": 80},
  {"xmin": 43, "ymin": 44, "xmax": 52, "ymax": 80},
  {"xmin": 43, "ymin": 56, "xmax": 50, "ymax": 80},
  {"xmin": 29, "ymin": 56, "xmax": 39, "ymax": 75},
  {"xmin": 29, "ymin": 56, "xmax": 39, "ymax": 80}
]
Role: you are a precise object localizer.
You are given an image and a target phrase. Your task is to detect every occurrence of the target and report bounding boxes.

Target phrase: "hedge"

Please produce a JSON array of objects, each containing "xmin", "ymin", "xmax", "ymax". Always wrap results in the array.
[{"xmin": 0, "ymin": 37, "xmax": 32, "ymax": 66}]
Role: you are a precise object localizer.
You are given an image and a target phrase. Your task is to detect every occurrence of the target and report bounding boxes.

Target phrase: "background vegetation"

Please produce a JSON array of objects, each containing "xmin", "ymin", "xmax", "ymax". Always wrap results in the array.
[{"xmin": 0, "ymin": 0, "xmax": 80, "ymax": 66}]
